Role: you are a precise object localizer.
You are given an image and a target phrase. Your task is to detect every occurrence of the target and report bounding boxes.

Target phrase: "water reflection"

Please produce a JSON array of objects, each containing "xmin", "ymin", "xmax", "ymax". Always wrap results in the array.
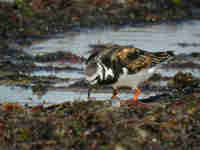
[{"xmin": 25, "ymin": 20, "xmax": 200, "ymax": 56}]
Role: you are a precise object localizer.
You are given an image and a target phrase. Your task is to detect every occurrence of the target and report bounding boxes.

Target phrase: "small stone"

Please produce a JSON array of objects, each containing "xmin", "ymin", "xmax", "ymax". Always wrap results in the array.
[{"xmin": 152, "ymin": 138, "xmax": 157, "ymax": 142}]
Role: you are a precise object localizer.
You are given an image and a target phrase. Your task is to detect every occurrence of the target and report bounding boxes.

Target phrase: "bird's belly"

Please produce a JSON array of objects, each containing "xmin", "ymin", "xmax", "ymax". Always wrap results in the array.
[{"xmin": 112, "ymin": 68, "xmax": 156, "ymax": 89}]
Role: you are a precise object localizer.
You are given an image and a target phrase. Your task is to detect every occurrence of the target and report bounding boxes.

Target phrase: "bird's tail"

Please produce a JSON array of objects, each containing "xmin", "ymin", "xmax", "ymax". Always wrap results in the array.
[
  {"xmin": 152, "ymin": 50, "xmax": 175, "ymax": 69},
  {"xmin": 157, "ymin": 51, "xmax": 176, "ymax": 70},
  {"xmin": 166, "ymin": 50, "xmax": 174, "ymax": 56}
]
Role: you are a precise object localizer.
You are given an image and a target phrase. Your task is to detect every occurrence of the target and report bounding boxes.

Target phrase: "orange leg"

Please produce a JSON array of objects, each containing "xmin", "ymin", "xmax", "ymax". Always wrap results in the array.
[
  {"xmin": 132, "ymin": 88, "xmax": 141, "ymax": 103},
  {"xmin": 111, "ymin": 88, "xmax": 121, "ymax": 102},
  {"xmin": 129, "ymin": 88, "xmax": 152, "ymax": 107}
]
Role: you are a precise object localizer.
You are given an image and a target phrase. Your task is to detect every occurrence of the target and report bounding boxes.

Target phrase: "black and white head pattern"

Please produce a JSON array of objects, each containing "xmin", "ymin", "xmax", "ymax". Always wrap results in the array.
[{"xmin": 84, "ymin": 58, "xmax": 115, "ymax": 86}]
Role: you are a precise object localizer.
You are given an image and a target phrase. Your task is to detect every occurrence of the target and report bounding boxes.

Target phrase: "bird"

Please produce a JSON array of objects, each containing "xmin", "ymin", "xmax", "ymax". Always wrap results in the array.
[{"xmin": 84, "ymin": 44, "xmax": 174, "ymax": 105}]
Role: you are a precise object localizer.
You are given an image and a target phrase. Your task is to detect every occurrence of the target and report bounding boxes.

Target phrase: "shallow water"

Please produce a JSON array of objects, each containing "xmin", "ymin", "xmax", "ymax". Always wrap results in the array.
[
  {"xmin": 1, "ymin": 20, "xmax": 200, "ymax": 105},
  {"xmin": 26, "ymin": 20, "xmax": 200, "ymax": 56},
  {"xmin": 0, "ymin": 85, "xmax": 138, "ymax": 106}
]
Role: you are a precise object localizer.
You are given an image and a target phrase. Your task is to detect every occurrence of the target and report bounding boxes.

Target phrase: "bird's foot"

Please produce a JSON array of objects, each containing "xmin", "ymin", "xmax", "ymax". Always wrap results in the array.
[
  {"xmin": 111, "ymin": 95, "xmax": 121, "ymax": 102},
  {"xmin": 121, "ymin": 99, "xmax": 152, "ymax": 108},
  {"xmin": 110, "ymin": 96, "xmax": 122, "ymax": 107},
  {"xmin": 88, "ymin": 97, "xmax": 97, "ymax": 101},
  {"xmin": 123, "ymin": 88, "xmax": 152, "ymax": 108}
]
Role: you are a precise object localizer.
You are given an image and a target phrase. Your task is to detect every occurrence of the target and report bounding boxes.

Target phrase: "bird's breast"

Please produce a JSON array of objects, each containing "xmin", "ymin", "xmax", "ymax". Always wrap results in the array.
[{"xmin": 112, "ymin": 67, "xmax": 156, "ymax": 89}]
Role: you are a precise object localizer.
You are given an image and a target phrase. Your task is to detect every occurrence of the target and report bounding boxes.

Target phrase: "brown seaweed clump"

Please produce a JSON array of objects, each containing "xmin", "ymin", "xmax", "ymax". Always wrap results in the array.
[
  {"xmin": 168, "ymin": 72, "xmax": 200, "ymax": 89},
  {"xmin": 0, "ymin": 88, "xmax": 200, "ymax": 150}
]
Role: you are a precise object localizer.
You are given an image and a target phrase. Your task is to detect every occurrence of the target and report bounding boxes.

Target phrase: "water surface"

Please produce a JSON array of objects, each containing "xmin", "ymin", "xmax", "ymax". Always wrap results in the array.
[{"xmin": 1, "ymin": 20, "xmax": 200, "ymax": 105}]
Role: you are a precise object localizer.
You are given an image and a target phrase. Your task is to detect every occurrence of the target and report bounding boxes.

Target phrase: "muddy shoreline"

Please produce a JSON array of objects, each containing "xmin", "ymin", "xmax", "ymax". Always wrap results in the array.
[
  {"xmin": 1, "ymin": 90, "xmax": 200, "ymax": 150},
  {"xmin": 0, "ymin": 42, "xmax": 200, "ymax": 149}
]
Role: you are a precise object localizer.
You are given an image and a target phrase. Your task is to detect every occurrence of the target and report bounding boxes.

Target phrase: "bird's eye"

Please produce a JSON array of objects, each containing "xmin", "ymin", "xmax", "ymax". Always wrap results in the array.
[{"xmin": 91, "ymin": 76, "xmax": 99, "ymax": 82}]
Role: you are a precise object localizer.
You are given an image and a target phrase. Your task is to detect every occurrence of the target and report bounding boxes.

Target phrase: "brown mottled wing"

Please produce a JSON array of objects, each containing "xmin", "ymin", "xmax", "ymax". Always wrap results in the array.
[
  {"xmin": 113, "ymin": 47, "xmax": 174, "ymax": 74},
  {"xmin": 86, "ymin": 44, "xmax": 120, "ymax": 63},
  {"xmin": 148, "ymin": 51, "xmax": 174, "ymax": 67}
]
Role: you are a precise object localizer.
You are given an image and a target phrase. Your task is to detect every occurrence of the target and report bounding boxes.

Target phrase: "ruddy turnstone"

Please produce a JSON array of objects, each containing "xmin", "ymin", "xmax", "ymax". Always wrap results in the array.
[{"xmin": 84, "ymin": 44, "xmax": 174, "ymax": 104}]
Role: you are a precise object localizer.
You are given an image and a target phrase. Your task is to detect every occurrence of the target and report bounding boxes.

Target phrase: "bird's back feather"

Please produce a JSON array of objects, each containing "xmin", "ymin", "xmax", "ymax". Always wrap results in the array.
[{"xmin": 87, "ymin": 44, "xmax": 174, "ymax": 74}]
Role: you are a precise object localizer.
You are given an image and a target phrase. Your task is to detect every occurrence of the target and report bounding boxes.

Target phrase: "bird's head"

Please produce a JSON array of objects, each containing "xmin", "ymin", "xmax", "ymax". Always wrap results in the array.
[{"xmin": 84, "ymin": 61, "xmax": 103, "ymax": 86}]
